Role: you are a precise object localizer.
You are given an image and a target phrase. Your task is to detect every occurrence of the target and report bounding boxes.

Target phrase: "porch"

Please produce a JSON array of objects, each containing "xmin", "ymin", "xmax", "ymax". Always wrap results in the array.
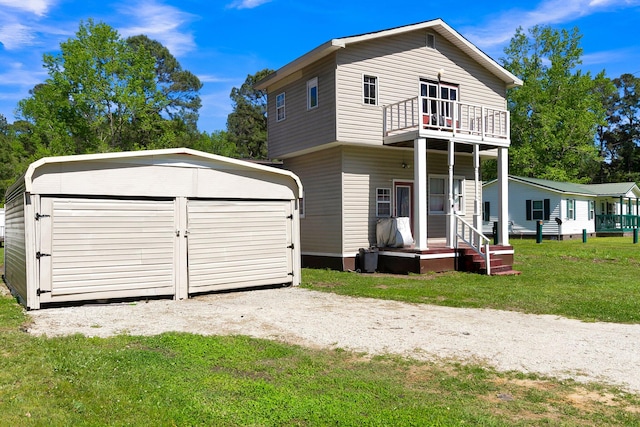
[
  {"xmin": 595, "ymin": 214, "xmax": 640, "ymax": 233},
  {"xmin": 375, "ymin": 239, "xmax": 516, "ymax": 276},
  {"xmin": 377, "ymin": 95, "xmax": 512, "ymax": 275}
]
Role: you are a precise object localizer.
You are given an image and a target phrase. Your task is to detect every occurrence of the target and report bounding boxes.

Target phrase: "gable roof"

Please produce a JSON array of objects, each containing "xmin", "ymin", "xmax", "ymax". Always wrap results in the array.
[
  {"xmin": 485, "ymin": 175, "xmax": 640, "ymax": 198},
  {"xmin": 256, "ymin": 19, "xmax": 523, "ymax": 90}
]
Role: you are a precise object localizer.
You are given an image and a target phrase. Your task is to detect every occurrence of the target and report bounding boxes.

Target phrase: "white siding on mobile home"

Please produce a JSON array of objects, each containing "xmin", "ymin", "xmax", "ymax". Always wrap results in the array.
[{"xmin": 4, "ymin": 148, "xmax": 302, "ymax": 309}]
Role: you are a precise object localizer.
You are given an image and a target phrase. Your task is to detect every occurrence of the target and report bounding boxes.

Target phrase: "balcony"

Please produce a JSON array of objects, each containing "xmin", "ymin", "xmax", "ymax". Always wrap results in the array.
[{"xmin": 383, "ymin": 96, "xmax": 510, "ymax": 147}]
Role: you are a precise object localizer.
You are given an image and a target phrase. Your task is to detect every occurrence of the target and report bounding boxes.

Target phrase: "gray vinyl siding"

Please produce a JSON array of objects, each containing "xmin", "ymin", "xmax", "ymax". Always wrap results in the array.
[
  {"xmin": 4, "ymin": 193, "xmax": 27, "ymax": 303},
  {"xmin": 335, "ymin": 29, "xmax": 507, "ymax": 144},
  {"xmin": 284, "ymin": 148, "xmax": 342, "ymax": 255},
  {"xmin": 342, "ymin": 146, "xmax": 414, "ymax": 253},
  {"xmin": 341, "ymin": 146, "xmax": 476, "ymax": 254},
  {"xmin": 267, "ymin": 55, "xmax": 337, "ymax": 159}
]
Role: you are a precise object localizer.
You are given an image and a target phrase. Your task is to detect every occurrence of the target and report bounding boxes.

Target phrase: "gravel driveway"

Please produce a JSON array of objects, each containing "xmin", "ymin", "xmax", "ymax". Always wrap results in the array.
[{"xmin": 26, "ymin": 286, "xmax": 640, "ymax": 393}]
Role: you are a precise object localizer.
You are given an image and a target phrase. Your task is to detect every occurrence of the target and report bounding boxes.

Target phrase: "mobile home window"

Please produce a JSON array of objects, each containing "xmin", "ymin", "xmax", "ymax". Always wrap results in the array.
[
  {"xmin": 276, "ymin": 92, "xmax": 286, "ymax": 122},
  {"xmin": 363, "ymin": 75, "xmax": 377, "ymax": 105},
  {"xmin": 307, "ymin": 77, "xmax": 318, "ymax": 110},
  {"xmin": 589, "ymin": 200, "xmax": 595, "ymax": 220},
  {"xmin": 531, "ymin": 200, "xmax": 544, "ymax": 220},
  {"xmin": 566, "ymin": 199, "xmax": 575, "ymax": 220},
  {"xmin": 483, "ymin": 201, "xmax": 490, "ymax": 222},
  {"xmin": 376, "ymin": 188, "xmax": 391, "ymax": 217}
]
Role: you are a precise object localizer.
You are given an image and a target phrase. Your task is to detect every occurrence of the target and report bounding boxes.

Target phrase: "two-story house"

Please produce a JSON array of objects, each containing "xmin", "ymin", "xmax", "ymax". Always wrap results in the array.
[{"xmin": 256, "ymin": 19, "xmax": 522, "ymax": 274}]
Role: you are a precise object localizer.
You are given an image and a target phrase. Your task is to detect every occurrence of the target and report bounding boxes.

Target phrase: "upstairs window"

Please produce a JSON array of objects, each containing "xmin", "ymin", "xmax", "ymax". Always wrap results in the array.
[
  {"xmin": 426, "ymin": 33, "xmax": 436, "ymax": 49},
  {"xmin": 276, "ymin": 92, "xmax": 286, "ymax": 122},
  {"xmin": 307, "ymin": 77, "xmax": 318, "ymax": 110},
  {"xmin": 363, "ymin": 75, "xmax": 378, "ymax": 105}
]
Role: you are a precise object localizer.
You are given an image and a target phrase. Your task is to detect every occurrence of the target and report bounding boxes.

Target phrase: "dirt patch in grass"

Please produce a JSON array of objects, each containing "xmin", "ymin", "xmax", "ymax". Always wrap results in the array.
[{"xmin": 485, "ymin": 377, "xmax": 640, "ymax": 416}]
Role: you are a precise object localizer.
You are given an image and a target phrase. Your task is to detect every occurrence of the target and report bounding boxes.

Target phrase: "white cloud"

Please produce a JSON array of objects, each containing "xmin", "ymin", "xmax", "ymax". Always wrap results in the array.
[
  {"xmin": 462, "ymin": 0, "xmax": 640, "ymax": 50},
  {"xmin": 0, "ymin": 0, "xmax": 55, "ymax": 16},
  {"xmin": 117, "ymin": 0, "xmax": 197, "ymax": 56},
  {"xmin": 197, "ymin": 74, "xmax": 238, "ymax": 84},
  {"xmin": 227, "ymin": 0, "xmax": 271, "ymax": 10},
  {"xmin": 0, "ymin": 23, "xmax": 36, "ymax": 50},
  {"xmin": 0, "ymin": 61, "xmax": 46, "ymax": 86}
]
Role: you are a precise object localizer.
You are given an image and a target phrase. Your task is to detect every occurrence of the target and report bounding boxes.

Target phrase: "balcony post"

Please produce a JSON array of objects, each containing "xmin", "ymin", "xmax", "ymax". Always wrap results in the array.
[
  {"xmin": 413, "ymin": 138, "xmax": 428, "ymax": 250},
  {"xmin": 473, "ymin": 144, "xmax": 481, "ymax": 236},
  {"xmin": 447, "ymin": 139, "xmax": 455, "ymax": 249},
  {"xmin": 497, "ymin": 147, "xmax": 509, "ymax": 246}
]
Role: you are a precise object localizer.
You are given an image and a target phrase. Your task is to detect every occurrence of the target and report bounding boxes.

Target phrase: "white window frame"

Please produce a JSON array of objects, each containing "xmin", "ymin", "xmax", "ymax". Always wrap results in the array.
[
  {"xmin": 428, "ymin": 175, "xmax": 465, "ymax": 215},
  {"xmin": 363, "ymin": 74, "xmax": 378, "ymax": 106},
  {"xmin": 376, "ymin": 188, "xmax": 391, "ymax": 217},
  {"xmin": 276, "ymin": 92, "xmax": 286, "ymax": 122},
  {"xmin": 531, "ymin": 200, "xmax": 544, "ymax": 221},
  {"xmin": 589, "ymin": 200, "xmax": 595, "ymax": 220},
  {"xmin": 566, "ymin": 199, "xmax": 575, "ymax": 220},
  {"xmin": 426, "ymin": 33, "xmax": 436, "ymax": 49},
  {"xmin": 307, "ymin": 77, "xmax": 318, "ymax": 110}
]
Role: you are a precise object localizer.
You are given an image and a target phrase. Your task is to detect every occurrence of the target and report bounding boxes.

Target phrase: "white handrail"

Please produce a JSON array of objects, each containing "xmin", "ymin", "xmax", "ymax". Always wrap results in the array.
[{"xmin": 454, "ymin": 214, "xmax": 491, "ymax": 275}]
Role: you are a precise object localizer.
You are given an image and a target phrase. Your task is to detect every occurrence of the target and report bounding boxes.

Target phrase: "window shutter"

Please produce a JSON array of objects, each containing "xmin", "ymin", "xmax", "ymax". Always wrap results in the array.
[
  {"xmin": 544, "ymin": 199, "xmax": 551, "ymax": 221},
  {"xmin": 526, "ymin": 200, "xmax": 532, "ymax": 221},
  {"xmin": 484, "ymin": 201, "xmax": 490, "ymax": 222}
]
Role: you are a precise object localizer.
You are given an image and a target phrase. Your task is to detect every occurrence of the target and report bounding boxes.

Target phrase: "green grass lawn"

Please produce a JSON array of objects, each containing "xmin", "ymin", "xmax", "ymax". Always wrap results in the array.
[
  {"xmin": 2, "ymin": 240, "xmax": 640, "ymax": 425},
  {"xmin": 302, "ymin": 237, "xmax": 640, "ymax": 323}
]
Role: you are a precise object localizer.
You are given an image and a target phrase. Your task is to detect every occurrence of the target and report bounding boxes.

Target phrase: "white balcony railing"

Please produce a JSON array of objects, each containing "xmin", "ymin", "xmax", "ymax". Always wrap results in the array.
[{"xmin": 383, "ymin": 96, "xmax": 510, "ymax": 142}]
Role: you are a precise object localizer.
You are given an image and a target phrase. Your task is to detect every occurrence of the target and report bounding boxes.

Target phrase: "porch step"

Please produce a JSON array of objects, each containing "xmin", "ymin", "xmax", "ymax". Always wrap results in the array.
[{"xmin": 457, "ymin": 246, "xmax": 518, "ymax": 276}]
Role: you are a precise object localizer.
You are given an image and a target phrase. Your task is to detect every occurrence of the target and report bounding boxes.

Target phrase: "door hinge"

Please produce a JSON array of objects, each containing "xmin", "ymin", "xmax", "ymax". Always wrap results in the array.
[
  {"xmin": 287, "ymin": 214, "xmax": 293, "ymax": 219},
  {"xmin": 35, "ymin": 213, "xmax": 50, "ymax": 221},
  {"xmin": 36, "ymin": 251, "xmax": 51, "ymax": 260},
  {"xmin": 288, "ymin": 272, "xmax": 294, "ymax": 277},
  {"xmin": 287, "ymin": 244, "xmax": 294, "ymax": 249},
  {"xmin": 36, "ymin": 289, "xmax": 51, "ymax": 296}
]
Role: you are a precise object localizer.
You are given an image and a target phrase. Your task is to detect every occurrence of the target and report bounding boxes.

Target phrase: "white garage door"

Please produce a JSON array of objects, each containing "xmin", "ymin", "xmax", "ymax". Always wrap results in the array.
[
  {"xmin": 37, "ymin": 198, "xmax": 176, "ymax": 302},
  {"xmin": 187, "ymin": 200, "xmax": 294, "ymax": 293}
]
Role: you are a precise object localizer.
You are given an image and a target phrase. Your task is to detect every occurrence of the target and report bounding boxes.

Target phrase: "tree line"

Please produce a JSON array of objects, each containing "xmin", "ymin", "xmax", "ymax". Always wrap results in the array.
[{"xmin": 1, "ymin": 20, "xmax": 639, "ymax": 202}]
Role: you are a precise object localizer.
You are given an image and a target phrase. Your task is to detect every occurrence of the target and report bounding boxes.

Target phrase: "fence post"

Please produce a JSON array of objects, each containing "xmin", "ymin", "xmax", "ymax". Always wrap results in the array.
[
  {"xmin": 582, "ymin": 229, "xmax": 587, "ymax": 243},
  {"xmin": 536, "ymin": 220, "xmax": 543, "ymax": 244},
  {"xmin": 634, "ymin": 228, "xmax": 638, "ymax": 244}
]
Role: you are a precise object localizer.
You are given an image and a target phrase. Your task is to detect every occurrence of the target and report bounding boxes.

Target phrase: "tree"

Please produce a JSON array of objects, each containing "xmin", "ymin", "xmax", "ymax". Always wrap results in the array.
[
  {"xmin": 226, "ymin": 69, "xmax": 273, "ymax": 159},
  {"xmin": 191, "ymin": 130, "xmax": 238, "ymax": 157},
  {"xmin": 597, "ymin": 73, "xmax": 640, "ymax": 182},
  {"xmin": 497, "ymin": 26, "xmax": 606, "ymax": 182},
  {"xmin": 17, "ymin": 20, "xmax": 171, "ymax": 155},
  {"xmin": 126, "ymin": 35, "xmax": 203, "ymax": 130}
]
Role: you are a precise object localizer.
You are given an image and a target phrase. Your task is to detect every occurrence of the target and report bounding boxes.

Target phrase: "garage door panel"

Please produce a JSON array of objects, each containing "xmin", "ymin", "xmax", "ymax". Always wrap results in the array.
[
  {"xmin": 41, "ymin": 198, "xmax": 176, "ymax": 301},
  {"xmin": 187, "ymin": 200, "xmax": 293, "ymax": 293}
]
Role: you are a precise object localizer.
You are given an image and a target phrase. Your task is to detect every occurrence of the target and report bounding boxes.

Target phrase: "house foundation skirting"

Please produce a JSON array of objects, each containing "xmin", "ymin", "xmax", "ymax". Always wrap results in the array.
[{"xmin": 302, "ymin": 246, "xmax": 514, "ymax": 274}]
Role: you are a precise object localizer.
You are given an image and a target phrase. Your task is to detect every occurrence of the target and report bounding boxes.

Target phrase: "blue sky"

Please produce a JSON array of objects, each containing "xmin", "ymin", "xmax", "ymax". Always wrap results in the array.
[{"xmin": 1, "ymin": 0, "xmax": 639, "ymax": 133}]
